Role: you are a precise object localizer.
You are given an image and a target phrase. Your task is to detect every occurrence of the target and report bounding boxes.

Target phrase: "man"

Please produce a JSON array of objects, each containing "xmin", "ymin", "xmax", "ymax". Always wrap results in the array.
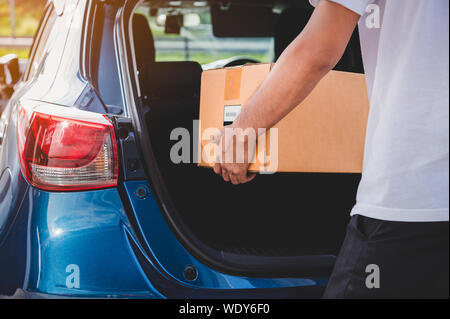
[{"xmin": 213, "ymin": 0, "xmax": 449, "ymax": 298}]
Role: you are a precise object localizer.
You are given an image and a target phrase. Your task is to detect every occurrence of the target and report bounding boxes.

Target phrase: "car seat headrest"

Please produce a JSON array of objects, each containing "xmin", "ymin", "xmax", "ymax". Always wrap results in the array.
[{"xmin": 132, "ymin": 14, "xmax": 155, "ymax": 83}]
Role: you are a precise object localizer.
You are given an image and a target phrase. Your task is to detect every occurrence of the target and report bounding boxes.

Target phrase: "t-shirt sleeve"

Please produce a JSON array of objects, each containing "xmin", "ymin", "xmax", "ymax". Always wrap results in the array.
[{"xmin": 309, "ymin": 0, "xmax": 373, "ymax": 16}]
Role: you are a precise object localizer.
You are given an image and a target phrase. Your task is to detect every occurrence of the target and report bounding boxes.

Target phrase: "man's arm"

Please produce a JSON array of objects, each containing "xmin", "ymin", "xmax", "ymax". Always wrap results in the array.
[{"xmin": 214, "ymin": 0, "xmax": 361, "ymax": 185}]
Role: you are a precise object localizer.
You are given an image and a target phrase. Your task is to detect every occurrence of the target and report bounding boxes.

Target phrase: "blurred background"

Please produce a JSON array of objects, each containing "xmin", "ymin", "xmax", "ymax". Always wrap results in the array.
[
  {"xmin": 0, "ymin": 0, "xmax": 46, "ymax": 59},
  {"xmin": 0, "ymin": 1, "xmax": 273, "ymax": 65},
  {"xmin": 134, "ymin": 4, "xmax": 273, "ymax": 65}
]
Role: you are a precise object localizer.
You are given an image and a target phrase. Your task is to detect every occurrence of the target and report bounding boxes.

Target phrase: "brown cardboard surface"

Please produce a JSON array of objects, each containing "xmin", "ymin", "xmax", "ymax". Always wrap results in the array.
[
  {"xmin": 199, "ymin": 64, "xmax": 270, "ymax": 171},
  {"xmin": 198, "ymin": 64, "xmax": 369, "ymax": 173}
]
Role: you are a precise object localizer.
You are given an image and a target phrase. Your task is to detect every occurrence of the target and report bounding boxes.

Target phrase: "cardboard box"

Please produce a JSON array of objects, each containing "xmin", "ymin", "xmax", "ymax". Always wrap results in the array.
[{"xmin": 198, "ymin": 63, "xmax": 369, "ymax": 173}]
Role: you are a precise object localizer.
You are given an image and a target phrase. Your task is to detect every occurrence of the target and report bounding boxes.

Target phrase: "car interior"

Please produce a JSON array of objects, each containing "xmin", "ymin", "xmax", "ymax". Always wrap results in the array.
[{"xmin": 130, "ymin": 0, "xmax": 364, "ymax": 276}]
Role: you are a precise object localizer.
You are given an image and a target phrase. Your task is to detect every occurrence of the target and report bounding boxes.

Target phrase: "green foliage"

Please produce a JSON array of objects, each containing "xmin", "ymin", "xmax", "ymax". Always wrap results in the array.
[
  {"xmin": 0, "ymin": 0, "xmax": 46, "ymax": 36},
  {"xmin": 0, "ymin": 47, "xmax": 29, "ymax": 59},
  {"xmin": 134, "ymin": 6, "xmax": 272, "ymax": 65}
]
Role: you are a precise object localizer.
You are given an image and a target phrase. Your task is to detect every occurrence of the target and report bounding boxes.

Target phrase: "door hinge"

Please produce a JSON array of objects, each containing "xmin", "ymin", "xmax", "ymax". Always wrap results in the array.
[{"xmin": 114, "ymin": 117, "xmax": 147, "ymax": 181}]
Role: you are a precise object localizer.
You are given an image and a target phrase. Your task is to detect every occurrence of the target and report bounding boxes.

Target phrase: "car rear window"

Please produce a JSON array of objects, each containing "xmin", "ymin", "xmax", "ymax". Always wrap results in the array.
[{"xmin": 134, "ymin": 5, "xmax": 274, "ymax": 65}]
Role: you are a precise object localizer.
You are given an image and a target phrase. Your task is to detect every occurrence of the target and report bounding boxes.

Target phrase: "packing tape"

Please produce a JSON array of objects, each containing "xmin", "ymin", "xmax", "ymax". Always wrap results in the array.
[{"xmin": 224, "ymin": 68, "xmax": 242, "ymax": 101}]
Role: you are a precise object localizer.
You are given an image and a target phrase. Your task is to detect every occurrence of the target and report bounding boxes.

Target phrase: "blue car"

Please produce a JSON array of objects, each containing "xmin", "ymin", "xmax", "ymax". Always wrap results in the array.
[{"xmin": 0, "ymin": 0, "xmax": 364, "ymax": 298}]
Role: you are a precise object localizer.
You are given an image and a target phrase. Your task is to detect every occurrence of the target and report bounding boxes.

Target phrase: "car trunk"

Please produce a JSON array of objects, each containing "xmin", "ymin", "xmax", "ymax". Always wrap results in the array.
[
  {"xmin": 135, "ymin": 60, "xmax": 361, "ymax": 277},
  {"xmin": 128, "ymin": 0, "xmax": 364, "ymax": 277}
]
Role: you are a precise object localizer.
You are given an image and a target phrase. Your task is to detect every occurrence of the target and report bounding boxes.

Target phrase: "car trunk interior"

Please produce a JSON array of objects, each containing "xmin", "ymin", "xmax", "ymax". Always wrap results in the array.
[{"xmin": 130, "ymin": 0, "xmax": 364, "ymax": 276}]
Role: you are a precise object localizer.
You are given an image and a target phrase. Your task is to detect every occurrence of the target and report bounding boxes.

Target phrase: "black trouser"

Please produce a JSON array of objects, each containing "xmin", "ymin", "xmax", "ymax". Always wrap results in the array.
[{"xmin": 324, "ymin": 215, "xmax": 449, "ymax": 299}]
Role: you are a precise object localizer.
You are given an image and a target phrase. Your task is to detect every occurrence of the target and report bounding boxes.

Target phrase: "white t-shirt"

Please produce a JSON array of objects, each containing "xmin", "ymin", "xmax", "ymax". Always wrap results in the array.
[{"xmin": 310, "ymin": 0, "xmax": 449, "ymax": 222}]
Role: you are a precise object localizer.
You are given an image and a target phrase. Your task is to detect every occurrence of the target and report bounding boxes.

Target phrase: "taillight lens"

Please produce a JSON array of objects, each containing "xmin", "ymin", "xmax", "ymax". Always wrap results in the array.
[{"xmin": 17, "ymin": 100, "xmax": 118, "ymax": 191}]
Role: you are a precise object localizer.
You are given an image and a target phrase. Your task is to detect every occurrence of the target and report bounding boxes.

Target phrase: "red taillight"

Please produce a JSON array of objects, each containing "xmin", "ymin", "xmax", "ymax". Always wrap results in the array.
[{"xmin": 17, "ymin": 100, "xmax": 118, "ymax": 191}]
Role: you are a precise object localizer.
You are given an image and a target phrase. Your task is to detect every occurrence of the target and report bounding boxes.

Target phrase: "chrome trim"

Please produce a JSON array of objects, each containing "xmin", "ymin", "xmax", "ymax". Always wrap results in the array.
[
  {"xmin": 114, "ymin": 0, "xmax": 142, "ymax": 118},
  {"xmin": 79, "ymin": 0, "xmax": 92, "ymax": 81},
  {"xmin": 53, "ymin": 0, "xmax": 66, "ymax": 15}
]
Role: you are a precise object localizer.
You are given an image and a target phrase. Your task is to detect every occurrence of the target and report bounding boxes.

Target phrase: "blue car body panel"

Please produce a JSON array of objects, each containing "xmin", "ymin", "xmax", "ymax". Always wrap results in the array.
[
  {"xmin": 123, "ymin": 180, "xmax": 326, "ymax": 290},
  {"xmin": 16, "ymin": 187, "xmax": 162, "ymax": 298},
  {"xmin": 0, "ymin": 177, "xmax": 326, "ymax": 297}
]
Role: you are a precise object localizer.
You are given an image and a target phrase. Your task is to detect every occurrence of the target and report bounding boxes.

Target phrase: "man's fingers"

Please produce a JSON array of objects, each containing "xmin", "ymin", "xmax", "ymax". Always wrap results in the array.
[
  {"xmin": 243, "ymin": 173, "xmax": 257, "ymax": 184},
  {"xmin": 221, "ymin": 169, "xmax": 230, "ymax": 182},
  {"xmin": 210, "ymin": 126, "xmax": 255, "ymax": 185},
  {"xmin": 235, "ymin": 172, "xmax": 256, "ymax": 185},
  {"xmin": 213, "ymin": 163, "xmax": 222, "ymax": 175},
  {"xmin": 230, "ymin": 174, "xmax": 240, "ymax": 185},
  {"xmin": 211, "ymin": 130, "xmax": 221, "ymax": 145}
]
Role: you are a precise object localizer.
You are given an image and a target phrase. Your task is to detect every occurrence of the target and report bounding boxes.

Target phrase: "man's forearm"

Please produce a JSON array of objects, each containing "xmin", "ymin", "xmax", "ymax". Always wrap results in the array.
[
  {"xmin": 233, "ymin": 41, "xmax": 334, "ymax": 132},
  {"xmin": 233, "ymin": 0, "xmax": 360, "ymax": 133},
  {"xmin": 213, "ymin": 0, "xmax": 361, "ymax": 184}
]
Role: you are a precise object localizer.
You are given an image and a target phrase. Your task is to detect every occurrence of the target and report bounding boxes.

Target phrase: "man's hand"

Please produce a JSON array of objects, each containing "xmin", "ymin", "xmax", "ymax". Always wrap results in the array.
[
  {"xmin": 210, "ymin": 0, "xmax": 359, "ymax": 185},
  {"xmin": 212, "ymin": 125, "xmax": 257, "ymax": 185}
]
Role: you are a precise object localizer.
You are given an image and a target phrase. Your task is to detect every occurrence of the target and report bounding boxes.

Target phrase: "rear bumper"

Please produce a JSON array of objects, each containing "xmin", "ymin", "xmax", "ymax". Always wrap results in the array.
[
  {"xmin": 0, "ymin": 289, "xmax": 57, "ymax": 299},
  {"xmin": 0, "ymin": 184, "xmax": 327, "ymax": 299},
  {"xmin": 0, "ymin": 288, "xmax": 157, "ymax": 299}
]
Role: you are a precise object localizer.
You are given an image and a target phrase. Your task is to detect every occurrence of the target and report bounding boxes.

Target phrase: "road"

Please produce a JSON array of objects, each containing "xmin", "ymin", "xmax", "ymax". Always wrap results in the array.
[
  {"xmin": 0, "ymin": 36, "xmax": 33, "ymax": 48},
  {"xmin": 0, "ymin": 36, "xmax": 271, "ymax": 53}
]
